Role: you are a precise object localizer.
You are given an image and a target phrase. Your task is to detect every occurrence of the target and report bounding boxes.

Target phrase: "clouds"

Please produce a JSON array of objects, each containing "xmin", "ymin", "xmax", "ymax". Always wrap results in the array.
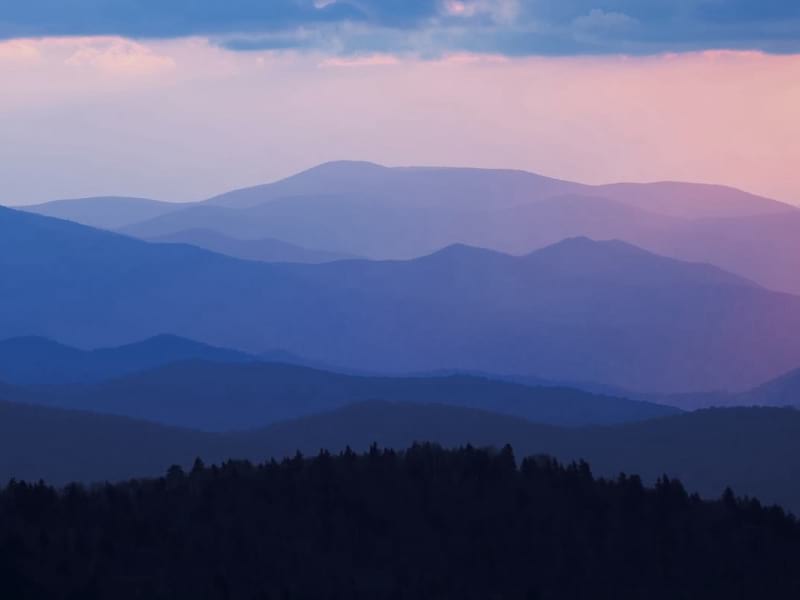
[
  {"xmin": 0, "ymin": 1, "xmax": 355, "ymax": 37},
  {"xmin": 0, "ymin": 1, "xmax": 798, "ymax": 55},
  {"xmin": 573, "ymin": 9, "xmax": 638, "ymax": 33},
  {"xmin": 0, "ymin": 3, "xmax": 797, "ymax": 207},
  {"xmin": 0, "ymin": 36, "xmax": 178, "ymax": 117}
]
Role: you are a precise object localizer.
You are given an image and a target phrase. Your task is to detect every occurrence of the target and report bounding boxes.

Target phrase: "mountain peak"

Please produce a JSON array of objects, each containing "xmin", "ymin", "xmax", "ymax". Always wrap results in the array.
[
  {"xmin": 524, "ymin": 236, "xmax": 657, "ymax": 262},
  {"xmin": 533, "ymin": 235, "xmax": 644, "ymax": 253},
  {"xmin": 421, "ymin": 243, "xmax": 514, "ymax": 264},
  {"xmin": 525, "ymin": 236, "xmax": 756, "ymax": 289},
  {"xmin": 310, "ymin": 160, "xmax": 388, "ymax": 171},
  {"xmin": 97, "ymin": 335, "xmax": 253, "ymax": 361},
  {"xmin": 122, "ymin": 333, "xmax": 199, "ymax": 347}
]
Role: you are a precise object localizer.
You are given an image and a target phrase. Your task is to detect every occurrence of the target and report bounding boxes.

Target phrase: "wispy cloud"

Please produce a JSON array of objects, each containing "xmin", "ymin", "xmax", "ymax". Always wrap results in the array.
[
  {"xmin": 62, "ymin": 38, "xmax": 176, "ymax": 74},
  {"xmin": 320, "ymin": 54, "xmax": 400, "ymax": 67}
]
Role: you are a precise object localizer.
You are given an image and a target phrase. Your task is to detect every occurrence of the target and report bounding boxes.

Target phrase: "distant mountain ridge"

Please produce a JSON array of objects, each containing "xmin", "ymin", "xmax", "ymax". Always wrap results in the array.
[
  {"xmin": 22, "ymin": 196, "xmax": 180, "ymax": 229},
  {"xmin": 112, "ymin": 160, "xmax": 800, "ymax": 294},
  {"xmin": 15, "ymin": 162, "xmax": 799, "ymax": 292},
  {"xmin": 0, "ymin": 334, "xmax": 254, "ymax": 385},
  {"xmin": 581, "ymin": 180, "xmax": 795, "ymax": 219},
  {"xmin": 3, "ymin": 205, "xmax": 800, "ymax": 392},
  {"xmin": 625, "ymin": 366, "xmax": 800, "ymax": 410},
  {"xmin": 5, "ymin": 331, "xmax": 798, "ymax": 411},
  {"xmin": 739, "ymin": 367, "xmax": 800, "ymax": 407},
  {"xmin": 5, "ymin": 359, "xmax": 679, "ymax": 430},
  {"xmin": 204, "ymin": 161, "xmax": 794, "ymax": 217},
  {"xmin": 203, "ymin": 161, "xmax": 590, "ymax": 210},
  {"xmin": 147, "ymin": 228, "xmax": 354, "ymax": 263},
  {"xmin": 124, "ymin": 196, "xmax": 800, "ymax": 292}
]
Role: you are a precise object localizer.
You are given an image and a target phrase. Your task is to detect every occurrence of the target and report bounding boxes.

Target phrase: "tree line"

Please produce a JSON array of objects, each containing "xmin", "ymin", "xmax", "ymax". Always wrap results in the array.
[{"xmin": 1, "ymin": 444, "xmax": 799, "ymax": 599}]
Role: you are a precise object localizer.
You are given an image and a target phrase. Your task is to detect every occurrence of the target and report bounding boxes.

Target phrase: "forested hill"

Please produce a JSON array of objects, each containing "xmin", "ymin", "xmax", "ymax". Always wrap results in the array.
[{"xmin": 2, "ymin": 445, "xmax": 799, "ymax": 600}]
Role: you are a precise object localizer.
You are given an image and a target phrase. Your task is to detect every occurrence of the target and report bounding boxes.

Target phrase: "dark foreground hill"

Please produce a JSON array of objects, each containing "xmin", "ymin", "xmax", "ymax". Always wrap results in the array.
[
  {"xmin": 245, "ymin": 402, "xmax": 800, "ymax": 511},
  {"xmin": 0, "ymin": 400, "xmax": 221, "ymax": 484},
  {"xmin": 2, "ymin": 445, "xmax": 799, "ymax": 600},
  {"xmin": 1, "ymin": 399, "xmax": 800, "ymax": 512},
  {"xmin": 12, "ymin": 360, "xmax": 678, "ymax": 430}
]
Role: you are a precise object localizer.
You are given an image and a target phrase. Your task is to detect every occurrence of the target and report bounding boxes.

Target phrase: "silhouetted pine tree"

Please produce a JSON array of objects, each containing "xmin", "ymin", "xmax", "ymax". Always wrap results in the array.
[{"xmin": 0, "ymin": 444, "xmax": 799, "ymax": 599}]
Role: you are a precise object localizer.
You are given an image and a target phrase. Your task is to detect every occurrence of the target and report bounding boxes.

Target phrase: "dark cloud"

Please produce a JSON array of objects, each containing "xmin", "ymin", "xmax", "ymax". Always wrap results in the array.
[{"xmin": 1, "ymin": 0, "xmax": 798, "ymax": 54}]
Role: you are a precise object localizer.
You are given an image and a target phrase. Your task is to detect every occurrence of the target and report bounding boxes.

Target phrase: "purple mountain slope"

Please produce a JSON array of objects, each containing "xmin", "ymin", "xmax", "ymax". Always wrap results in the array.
[
  {"xmin": 0, "ymin": 334, "xmax": 254, "ymax": 385},
  {"xmin": 205, "ymin": 161, "xmax": 794, "ymax": 217},
  {"xmin": 116, "ymin": 162, "xmax": 800, "ymax": 293},
  {"xmin": 584, "ymin": 181, "xmax": 793, "ymax": 219},
  {"xmin": 147, "ymin": 228, "xmax": 354, "ymax": 263},
  {"xmin": 4, "ymin": 205, "xmax": 800, "ymax": 393},
  {"xmin": 22, "ymin": 196, "xmax": 180, "ymax": 230},
  {"xmin": 203, "ymin": 161, "xmax": 589, "ymax": 210},
  {"xmin": 738, "ymin": 367, "xmax": 800, "ymax": 407}
]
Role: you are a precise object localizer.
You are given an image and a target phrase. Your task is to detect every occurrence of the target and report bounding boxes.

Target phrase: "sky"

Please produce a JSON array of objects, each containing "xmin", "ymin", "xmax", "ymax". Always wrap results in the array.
[{"xmin": 1, "ymin": 1, "xmax": 798, "ymax": 205}]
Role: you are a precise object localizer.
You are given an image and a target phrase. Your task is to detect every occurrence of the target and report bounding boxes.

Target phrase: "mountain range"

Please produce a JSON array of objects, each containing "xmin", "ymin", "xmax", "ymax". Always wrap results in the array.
[
  {"xmin": 201, "ymin": 161, "xmax": 793, "ymax": 218},
  {"xmin": 23, "ymin": 196, "xmax": 180, "ymax": 230},
  {"xmin": 5, "ymin": 161, "xmax": 800, "ymax": 516},
  {"xmin": 147, "ymin": 228, "xmax": 354, "ymax": 263},
  {"xmin": 23, "ymin": 161, "xmax": 799, "ymax": 294},
  {"xmin": 0, "ymin": 335, "xmax": 253, "ymax": 385},
  {"xmin": 3, "ymin": 204, "xmax": 800, "ymax": 392},
  {"xmin": 0, "ymin": 358, "xmax": 679, "ymax": 430},
  {"xmin": 2, "ymin": 332, "xmax": 798, "ymax": 413}
]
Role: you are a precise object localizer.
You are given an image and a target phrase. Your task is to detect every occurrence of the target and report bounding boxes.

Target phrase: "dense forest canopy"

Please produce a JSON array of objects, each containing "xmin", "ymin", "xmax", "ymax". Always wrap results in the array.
[{"xmin": 2, "ymin": 445, "xmax": 799, "ymax": 600}]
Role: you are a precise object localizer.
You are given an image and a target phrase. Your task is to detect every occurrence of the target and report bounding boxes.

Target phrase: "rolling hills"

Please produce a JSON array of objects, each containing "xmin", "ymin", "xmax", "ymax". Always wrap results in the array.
[
  {"xmin": 3, "ymin": 205, "xmax": 800, "ymax": 392},
  {"xmin": 111, "ymin": 161, "xmax": 800, "ymax": 294},
  {"xmin": 251, "ymin": 402, "xmax": 800, "ymax": 511},
  {"xmin": 1, "ymin": 398, "xmax": 799, "ymax": 512},
  {"xmin": 22, "ymin": 196, "xmax": 180, "ymax": 229},
  {"xmin": 0, "ymin": 335, "xmax": 253, "ymax": 385},
  {"xmin": 24, "ymin": 162, "xmax": 799, "ymax": 293},
  {"xmin": 147, "ymin": 228, "xmax": 354, "ymax": 263},
  {"xmin": 4, "ymin": 359, "xmax": 679, "ymax": 430}
]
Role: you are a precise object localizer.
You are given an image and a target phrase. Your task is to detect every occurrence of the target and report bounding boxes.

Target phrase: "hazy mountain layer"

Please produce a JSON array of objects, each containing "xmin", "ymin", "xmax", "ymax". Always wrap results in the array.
[
  {"xmin": 147, "ymin": 228, "xmax": 353, "ymax": 263},
  {"xmin": 205, "ymin": 161, "xmax": 793, "ymax": 218},
  {"xmin": 22, "ymin": 196, "xmax": 180, "ymax": 229},
  {"xmin": 0, "ymin": 335, "xmax": 253, "ymax": 385},
  {"xmin": 4, "ymin": 359, "xmax": 678, "ymax": 430},
  {"xmin": 4, "ymin": 206, "xmax": 800, "ymax": 392},
  {"xmin": 115, "ymin": 161, "xmax": 800, "ymax": 293}
]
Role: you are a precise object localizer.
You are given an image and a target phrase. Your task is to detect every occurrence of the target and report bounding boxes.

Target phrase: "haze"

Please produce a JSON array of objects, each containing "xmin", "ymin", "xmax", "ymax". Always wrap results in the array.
[{"xmin": 0, "ymin": 21, "xmax": 798, "ymax": 205}]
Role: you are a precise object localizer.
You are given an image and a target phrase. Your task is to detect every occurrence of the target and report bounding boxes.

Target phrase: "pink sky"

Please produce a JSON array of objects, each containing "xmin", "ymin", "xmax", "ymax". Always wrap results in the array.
[{"xmin": 1, "ymin": 37, "xmax": 798, "ymax": 205}]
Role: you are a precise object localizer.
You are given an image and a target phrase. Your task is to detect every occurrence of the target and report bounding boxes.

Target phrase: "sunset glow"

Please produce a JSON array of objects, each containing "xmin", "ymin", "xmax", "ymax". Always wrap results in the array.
[{"xmin": 1, "ymin": 36, "xmax": 798, "ymax": 205}]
